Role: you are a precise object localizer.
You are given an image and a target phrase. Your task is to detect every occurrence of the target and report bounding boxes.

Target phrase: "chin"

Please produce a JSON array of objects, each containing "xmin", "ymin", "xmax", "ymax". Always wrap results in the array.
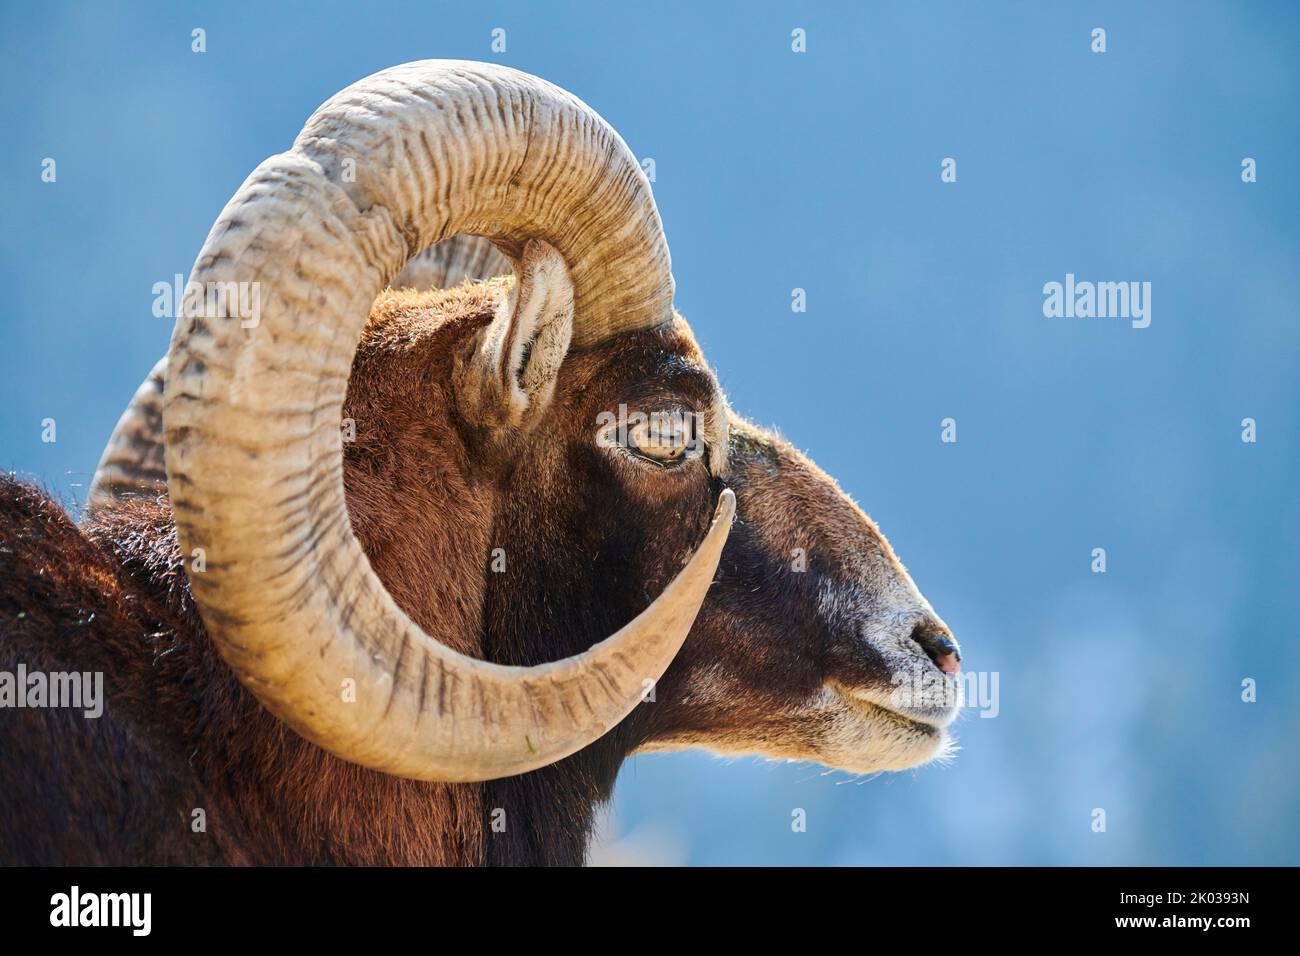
[{"xmin": 814, "ymin": 685, "xmax": 958, "ymax": 774}]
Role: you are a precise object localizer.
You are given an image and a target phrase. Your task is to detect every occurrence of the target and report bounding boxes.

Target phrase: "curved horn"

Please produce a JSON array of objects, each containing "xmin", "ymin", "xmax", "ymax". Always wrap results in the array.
[
  {"xmin": 393, "ymin": 234, "xmax": 510, "ymax": 290},
  {"xmin": 86, "ymin": 357, "xmax": 168, "ymax": 512},
  {"xmin": 164, "ymin": 60, "xmax": 719, "ymax": 782},
  {"xmin": 86, "ymin": 235, "xmax": 512, "ymax": 516}
]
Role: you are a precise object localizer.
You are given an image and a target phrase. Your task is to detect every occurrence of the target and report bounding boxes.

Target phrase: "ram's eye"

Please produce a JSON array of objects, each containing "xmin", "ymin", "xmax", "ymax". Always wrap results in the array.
[{"xmin": 627, "ymin": 416, "xmax": 693, "ymax": 464}]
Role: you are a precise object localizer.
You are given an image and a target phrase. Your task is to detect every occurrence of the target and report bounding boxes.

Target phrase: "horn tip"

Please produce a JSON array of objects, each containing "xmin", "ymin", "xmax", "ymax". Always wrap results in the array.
[{"xmin": 714, "ymin": 488, "xmax": 736, "ymax": 524}]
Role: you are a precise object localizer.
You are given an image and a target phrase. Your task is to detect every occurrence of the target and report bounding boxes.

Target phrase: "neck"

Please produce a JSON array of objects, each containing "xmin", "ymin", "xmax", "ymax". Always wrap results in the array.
[
  {"xmin": 483, "ymin": 733, "xmax": 631, "ymax": 866},
  {"xmin": 90, "ymin": 493, "xmax": 628, "ymax": 866}
]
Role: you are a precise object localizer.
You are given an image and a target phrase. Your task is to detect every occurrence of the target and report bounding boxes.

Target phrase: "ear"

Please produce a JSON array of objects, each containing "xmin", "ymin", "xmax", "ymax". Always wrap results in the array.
[{"xmin": 457, "ymin": 239, "xmax": 574, "ymax": 432}]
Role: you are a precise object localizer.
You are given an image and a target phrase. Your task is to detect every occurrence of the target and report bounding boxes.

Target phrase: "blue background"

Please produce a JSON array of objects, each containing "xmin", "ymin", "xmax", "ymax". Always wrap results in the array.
[{"xmin": 2, "ymin": 2, "xmax": 1297, "ymax": 864}]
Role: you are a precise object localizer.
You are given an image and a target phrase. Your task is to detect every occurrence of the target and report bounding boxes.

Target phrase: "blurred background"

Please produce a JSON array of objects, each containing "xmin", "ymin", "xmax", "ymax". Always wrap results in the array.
[{"xmin": 2, "ymin": 1, "xmax": 1297, "ymax": 864}]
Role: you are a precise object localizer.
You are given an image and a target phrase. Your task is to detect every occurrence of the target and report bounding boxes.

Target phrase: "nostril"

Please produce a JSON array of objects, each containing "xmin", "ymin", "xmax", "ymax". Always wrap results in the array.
[{"xmin": 910, "ymin": 622, "xmax": 961, "ymax": 675}]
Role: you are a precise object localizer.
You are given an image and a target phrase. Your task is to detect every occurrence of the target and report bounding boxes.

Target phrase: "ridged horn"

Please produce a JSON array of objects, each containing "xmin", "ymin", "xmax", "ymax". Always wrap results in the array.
[
  {"xmin": 86, "ymin": 236, "xmax": 511, "ymax": 515},
  {"xmin": 163, "ymin": 60, "xmax": 724, "ymax": 782},
  {"xmin": 85, "ymin": 357, "xmax": 168, "ymax": 512},
  {"xmin": 393, "ymin": 234, "xmax": 510, "ymax": 290}
]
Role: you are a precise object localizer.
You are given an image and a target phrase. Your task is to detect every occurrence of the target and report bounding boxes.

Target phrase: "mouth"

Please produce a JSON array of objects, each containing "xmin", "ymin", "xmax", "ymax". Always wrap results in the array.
[
  {"xmin": 829, "ymin": 679, "xmax": 959, "ymax": 731},
  {"xmin": 831, "ymin": 619, "xmax": 964, "ymax": 728},
  {"xmin": 827, "ymin": 626, "xmax": 965, "ymax": 731}
]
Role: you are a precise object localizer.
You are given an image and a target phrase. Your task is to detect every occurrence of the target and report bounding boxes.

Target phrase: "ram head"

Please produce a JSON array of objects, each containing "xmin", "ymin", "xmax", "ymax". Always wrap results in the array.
[{"xmin": 87, "ymin": 60, "xmax": 962, "ymax": 788}]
